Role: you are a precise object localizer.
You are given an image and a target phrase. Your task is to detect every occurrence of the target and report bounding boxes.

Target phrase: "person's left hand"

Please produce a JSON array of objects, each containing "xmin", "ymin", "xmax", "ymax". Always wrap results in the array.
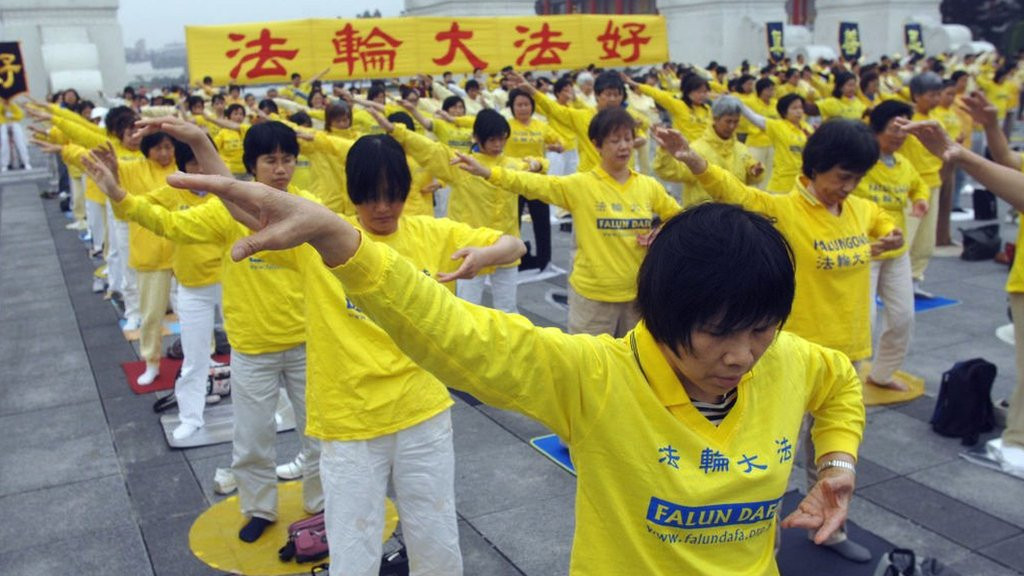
[
  {"xmin": 436, "ymin": 247, "xmax": 486, "ymax": 282},
  {"xmin": 749, "ymin": 162, "xmax": 765, "ymax": 179},
  {"xmin": 871, "ymin": 229, "xmax": 904, "ymax": 256},
  {"xmin": 911, "ymin": 199, "xmax": 929, "ymax": 218},
  {"xmin": 781, "ymin": 468, "xmax": 855, "ymax": 544}
]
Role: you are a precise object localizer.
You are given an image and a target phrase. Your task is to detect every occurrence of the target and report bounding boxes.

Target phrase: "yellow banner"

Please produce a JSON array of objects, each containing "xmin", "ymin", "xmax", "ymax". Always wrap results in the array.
[{"xmin": 186, "ymin": 15, "xmax": 667, "ymax": 86}]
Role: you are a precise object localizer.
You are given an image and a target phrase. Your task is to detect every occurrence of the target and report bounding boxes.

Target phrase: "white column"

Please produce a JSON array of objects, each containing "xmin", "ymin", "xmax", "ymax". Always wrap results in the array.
[{"xmin": 657, "ymin": 0, "xmax": 789, "ymax": 69}]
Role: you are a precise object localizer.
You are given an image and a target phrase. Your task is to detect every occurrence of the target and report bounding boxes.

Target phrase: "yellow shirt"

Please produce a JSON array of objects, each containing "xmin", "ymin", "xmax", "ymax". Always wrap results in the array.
[
  {"xmin": 213, "ymin": 125, "xmax": 248, "ymax": 175},
  {"xmin": 696, "ymin": 165, "xmax": 895, "ymax": 360},
  {"xmin": 300, "ymin": 130, "xmax": 355, "ymax": 215},
  {"xmin": 57, "ymin": 141, "xmax": 103, "ymax": 204},
  {"xmin": 330, "ymin": 235, "xmax": 865, "ymax": 575},
  {"xmin": 296, "ymin": 215, "xmax": 502, "ymax": 440},
  {"xmin": 744, "ymin": 96, "xmax": 780, "ymax": 149},
  {"xmin": 134, "ymin": 185, "xmax": 223, "ymax": 287},
  {"xmin": 431, "ymin": 117, "xmax": 475, "ymax": 153},
  {"xmin": 654, "ymin": 126, "xmax": 762, "ymax": 207},
  {"xmin": 116, "ymin": 159, "xmax": 177, "ymax": 271},
  {"xmin": 0, "ymin": 100, "xmax": 24, "ymax": 123},
  {"xmin": 505, "ymin": 117, "xmax": 563, "ymax": 168},
  {"xmin": 638, "ymin": 83, "xmax": 711, "ymax": 141},
  {"xmin": 900, "ymin": 110, "xmax": 944, "ymax": 188},
  {"xmin": 1007, "ymin": 161, "xmax": 1024, "ymax": 293},
  {"xmin": 815, "ymin": 96, "xmax": 867, "ymax": 122},
  {"xmin": 852, "ymin": 153, "xmax": 929, "ymax": 260},
  {"xmin": 490, "ymin": 165, "xmax": 681, "ymax": 302},
  {"xmin": 404, "ymin": 156, "xmax": 436, "ymax": 218},
  {"xmin": 935, "ymin": 105, "xmax": 964, "ymax": 144},
  {"xmin": 392, "ymin": 124, "xmax": 535, "ymax": 245},
  {"xmin": 764, "ymin": 118, "xmax": 814, "ymax": 194},
  {"xmin": 533, "ymin": 97, "xmax": 641, "ymax": 173},
  {"xmin": 116, "ymin": 188, "xmax": 312, "ymax": 354}
]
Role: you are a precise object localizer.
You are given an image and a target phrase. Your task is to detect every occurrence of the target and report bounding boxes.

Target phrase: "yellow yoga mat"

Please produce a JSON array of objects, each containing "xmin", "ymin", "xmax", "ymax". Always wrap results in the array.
[
  {"xmin": 857, "ymin": 362, "xmax": 925, "ymax": 406},
  {"xmin": 189, "ymin": 481, "xmax": 398, "ymax": 575}
]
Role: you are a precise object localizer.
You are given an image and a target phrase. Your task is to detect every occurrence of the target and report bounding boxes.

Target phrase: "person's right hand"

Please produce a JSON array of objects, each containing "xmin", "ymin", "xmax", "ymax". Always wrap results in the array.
[
  {"xmin": 133, "ymin": 116, "xmax": 206, "ymax": 145},
  {"xmin": 451, "ymin": 151, "xmax": 492, "ymax": 179},
  {"xmin": 959, "ymin": 90, "xmax": 999, "ymax": 129},
  {"xmin": 80, "ymin": 150, "xmax": 125, "ymax": 202}
]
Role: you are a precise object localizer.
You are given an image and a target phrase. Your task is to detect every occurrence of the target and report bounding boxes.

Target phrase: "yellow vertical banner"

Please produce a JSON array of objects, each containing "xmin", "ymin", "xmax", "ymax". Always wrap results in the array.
[{"xmin": 188, "ymin": 15, "xmax": 667, "ymax": 86}]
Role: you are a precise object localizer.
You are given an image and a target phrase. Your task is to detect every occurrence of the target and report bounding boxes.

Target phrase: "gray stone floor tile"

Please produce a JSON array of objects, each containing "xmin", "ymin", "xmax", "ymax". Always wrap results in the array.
[
  {"xmin": 908, "ymin": 460, "xmax": 1024, "ymax": 529},
  {"xmin": 845, "ymin": 498, "xmax": 971, "ymax": 566},
  {"xmin": 980, "ymin": 533, "xmax": 1024, "ymax": 573},
  {"xmin": 104, "ymin": 394, "xmax": 187, "ymax": 470},
  {"xmin": 858, "ymin": 476, "xmax": 1020, "ymax": 549},
  {"xmin": 128, "ymin": 461, "xmax": 210, "ymax": 526},
  {"xmin": 452, "ymin": 400, "xmax": 528, "ymax": 457},
  {"xmin": 0, "ymin": 475, "xmax": 136, "ymax": 555},
  {"xmin": 854, "ymin": 456, "xmax": 900, "ymax": 489},
  {"xmin": 0, "ymin": 360, "xmax": 97, "ymax": 416},
  {"xmin": 456, "ymin": 442, "xmax": 576, "ymax": 520},
  {"xmin": 0, "ymin": 400, "xmax": 118, "ymax": 496},
  {"xmin": 187, "ymin": 453, "xmax": 234, "ymax": 507},
  {"xmin": 0, "ymin": 523, "xmax": 154, "ymax": 576},
  {"xmin": 476, "ymin": 404, "xmax": 554, "ymax": 443},
  {"xmin": 891, "ymin": 395, "xmax": 939, "ymax": 424},
  {"xmin": 458, "ymin": 519, "xmax": 526, "ymax": 576},
  {"xmin": 140, "ymin": 512, "xmax": 220, "ymax": 576},
  {"xmin": 859, "ymin": 409, "xmax": 964, "ymax": 474},
  {"xmin": 468, "ymin": 494, "xmax": 574, "ymax": 576},
  {"xmin": 948, "ymin": 552, "xmax": 1024, "ymax": 576}
]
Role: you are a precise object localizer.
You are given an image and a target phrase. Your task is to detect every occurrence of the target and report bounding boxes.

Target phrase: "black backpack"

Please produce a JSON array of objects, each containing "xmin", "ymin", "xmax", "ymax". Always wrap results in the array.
[{"xmin": 930, "ymin": 358, "xmax": 997, "ymax": 446}]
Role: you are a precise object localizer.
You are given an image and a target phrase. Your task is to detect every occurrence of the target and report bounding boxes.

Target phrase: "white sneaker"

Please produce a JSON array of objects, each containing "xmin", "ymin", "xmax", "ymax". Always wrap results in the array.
[
  {"xmin": 137, "ymin": 363, "xmax": 160, "ymax": 386},
  {"xmin": 91, "ymin": 277, "xmax": 106, "ymax": 293},
  {"xmin": 986, "ymin": 438, "xmax": 1024, "ymax": 478},
  {"xmin": 23, "ymin": 164, "xmax": 31, "ymax": 170},
  {"xmin": 65, "ymin": 220, "xmax": 87, "ymax": 231},
  {"xmin": 276, "ymin": 452, "xmax": 307, "ymax": 480},
  {"xmin": 123, "ymin": 316, "xmax": 141, "ymax": 331},
  {"xmin": 172, "ymin": 422, "xmax": 201, "ymax": 441},
  {"xmin": 213, "ymin": 467, "xmax": 237, "ymax": 495},
  {"xmin": 912, "ymin": 280, "xmax": 934, "ymax": 299}
]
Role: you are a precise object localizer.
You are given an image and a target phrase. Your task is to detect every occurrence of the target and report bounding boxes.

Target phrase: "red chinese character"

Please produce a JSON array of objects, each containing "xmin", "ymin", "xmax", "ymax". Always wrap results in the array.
[
  {"xmin": 432, "ymin": 22, "xmax": 488, "ymax": 70},
  {"xmin": 225, "ymin": 28, "xmax": 299, "ymax": 80},
  {"xmin": 513, "ymin": 23, "xmax": 570, "ymax": 67},
  {"xmin": 597, "ymin": 20, "xmax": 651, "ymax": 64},
  {"xmin": 332, "ymin": 23, "xmax": 403, "ymax": 76}
]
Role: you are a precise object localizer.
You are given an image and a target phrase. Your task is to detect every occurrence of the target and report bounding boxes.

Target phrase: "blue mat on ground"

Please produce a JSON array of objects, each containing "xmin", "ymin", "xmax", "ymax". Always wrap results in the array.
[
  {"xmin": 530, "ymin": 434, "xmax": 575, "ymax": 475},
  {"xmin": 877, "ymin": 295, "xmax": 959, "ymax": 313}
]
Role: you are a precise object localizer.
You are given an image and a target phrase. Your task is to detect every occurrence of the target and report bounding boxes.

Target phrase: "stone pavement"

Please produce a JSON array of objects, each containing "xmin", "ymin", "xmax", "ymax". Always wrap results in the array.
[{"xmin": 2, "ymin": 163, "xmax": 1024, "ymax": 575}]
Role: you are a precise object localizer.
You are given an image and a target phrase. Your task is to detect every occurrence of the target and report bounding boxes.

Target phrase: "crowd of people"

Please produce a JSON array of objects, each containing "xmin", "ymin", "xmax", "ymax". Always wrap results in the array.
[{"xmin": 9, "ymin": 44, "xmax": 1024, "ymax": 574}]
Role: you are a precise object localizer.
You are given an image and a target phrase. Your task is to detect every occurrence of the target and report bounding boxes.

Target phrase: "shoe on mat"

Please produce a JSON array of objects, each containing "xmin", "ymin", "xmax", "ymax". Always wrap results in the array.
[
  {"xmin": 122, "ymin": 316, "xmax": 141, "ymax": 332},
  {"xmin": 91, "ymin": 277, "xmax": 106, "ymax": 294},
  {"xmin": 213, "ymin": 467, "xmax": 237, "ymax": 495},
  {"xmin": 172, "ymin": 423, "xmax": 201, "ymax": 441},
  {"xmin": 137, "ymin": 363, "xmax": 160, "ymax": 386}
]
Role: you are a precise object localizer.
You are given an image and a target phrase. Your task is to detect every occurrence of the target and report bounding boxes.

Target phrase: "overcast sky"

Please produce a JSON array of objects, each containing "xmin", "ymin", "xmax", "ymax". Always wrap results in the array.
[{"xmin": 118, "ymin": 0, "xmax": 407, "ymax": 48}]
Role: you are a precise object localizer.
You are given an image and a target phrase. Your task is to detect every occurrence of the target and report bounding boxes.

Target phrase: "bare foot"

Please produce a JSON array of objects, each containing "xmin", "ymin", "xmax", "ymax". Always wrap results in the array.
[{"xmin": 866, "ymin": 377, "xmax": 909, "ymax": 392}]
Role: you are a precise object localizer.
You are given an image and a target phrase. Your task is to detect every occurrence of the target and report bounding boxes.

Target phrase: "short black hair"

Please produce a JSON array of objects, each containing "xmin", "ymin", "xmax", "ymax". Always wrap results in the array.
[
  {"xmin": 507, "ymin": 88, "xmax": 534, "ymax": 114},
  {"xmin": 211, "ymin": 93, "xmax": 225, "ymax": 105},
  {"xmin": 140, "ymin": 131, "xmax": 174, "ymax": 158},
  {"xmin": 173, "ymin": 135, "xmax": 213, "ymax": 172},
  {"xmin": 831, "ymin": 71, "xmax": 857, "ymax": 98},
  {"xmin": 755, "ymin": 78, "xmax": 775, "ymax": 97},
  {"xmin": 593, "ymin": 70, "xmax": 625, "ymax": 98},
  {"xmin": 325, "ymin": 102, "xmax": 351, "ymax": 130},
  {"xmin": 104, "ymin": 106, "xmax": 137, "ymax": 140},
  {"xmin": 680, "ymin": 73, "xmax": 710, "ymax": 107},
  {"xmin": 187, "ymin": 95, "xmax": 205, "ymax": 110},
  {"xmin": 258, "ymin": 99, "xmax": 278, "ymax": 114},
  {"xmin": 346, "ymin": 134, "xmax": 411, "ymax": 205},
  {"xmin": 801, "ymin": 119, "xmax": 879, "ymax": 178},
  {"xmin": 288, "ymin": 111, "xmax": 312, "ymax": 127},
  {"xmin": 869, "ymin": 100, "xmax": 913, "ymax": 133},
  {"xmin": 637, "ymin": 203, "xmax": 795, "ymax": 351},
  {"xmin": 473, "ymin": 109, "xmax": 510, "ymax": 144},
  {"xmin": 242, "ymin": 121, "xmax": 299, "ymax": 174},
  {"xmin": 387, "ymin": 111, "xmax": 415, "ymax": 131},
  {"xmin": 367, "ymin": 84, "xmax": 386, "ymax": 102},
  {"xmin": 859, "ymin": 70, "xmax": 879, "ymax": 94},
  {"xmin": 553, "ymin": 77, "xmax": 573, "ymax": 95},
  {"xmin": 950, "ymin": 70, "xmax": 969, "ymax": 83},
  {"xmin": 202, "ymin": 75, "xmax": 213, "ymax": 84},
  {"xmin": 291, "ymin": 73, "xmax": 301, "ymax": 81},
  {"xmin": 228, "ymin": 84, "xmax": 240, "ymax": 93},
  {"xmin": 225, "ymin": 103, "xmax": 245, "ymax": 118},
  {"xmin": 588, "ymin": 106, "xmax": 636, "ymax": 147},
  {"xmin": 776, "ymin": 93, "xmax": 804, "ymax": 118},
  {"xmin": 442, "ymin": 95, "xmax": 464, "ymax": 112},
  {"xmin": 399, "ymin": 85, "xmax": 419, "ymax": 100},
  {"xmin": 465, "ymin": 79, "xmax": 480, "ymax": 92}
]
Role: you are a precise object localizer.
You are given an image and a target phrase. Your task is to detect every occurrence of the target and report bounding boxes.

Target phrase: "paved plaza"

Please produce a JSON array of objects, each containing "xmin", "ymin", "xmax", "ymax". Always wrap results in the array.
[{"xmin": 2, "ymin": 152, "xmax": 1024, "ymax": 575}]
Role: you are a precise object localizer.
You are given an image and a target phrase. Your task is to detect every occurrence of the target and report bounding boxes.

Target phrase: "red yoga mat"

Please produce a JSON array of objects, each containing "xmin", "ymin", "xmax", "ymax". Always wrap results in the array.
[{"xmin": 122, "ymin": 355, "xmax": 230, "ymax": 394}]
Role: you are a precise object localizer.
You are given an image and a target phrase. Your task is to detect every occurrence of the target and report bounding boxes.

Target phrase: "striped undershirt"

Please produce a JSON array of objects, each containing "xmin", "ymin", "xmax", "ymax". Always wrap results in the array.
[{"xmin": 690, "ymin": 389, "xmax": 738, "ymax": 426}]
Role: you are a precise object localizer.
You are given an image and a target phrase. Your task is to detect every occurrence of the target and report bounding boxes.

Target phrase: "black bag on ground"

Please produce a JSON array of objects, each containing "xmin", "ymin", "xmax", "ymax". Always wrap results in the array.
[
  {"xmin": 960, "ymin": 224, "xmax": 1001, "ymax": 261},
  {"xmin": 972, "ymin": 188, "xmax": 998, "ymax": 220},
  {"xmin": 930, "ymin": 358, "xmax": 997, "ymax": 446}
]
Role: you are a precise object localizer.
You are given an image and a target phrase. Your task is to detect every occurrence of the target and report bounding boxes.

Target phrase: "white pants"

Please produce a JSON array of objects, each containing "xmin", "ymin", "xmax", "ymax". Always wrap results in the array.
[
  {"xmin": 457, "ymin": 266, "xmax": 518, "ymax": 313},
  {"xmin": 175, "ymin": 283, "xmax": 222, "ymax": 428},
  {"xmin": 0, "ymin": 122, "xmax": 29, "ymax": 169},
  {"xmin": 230, "ymin": 344, "xmax": 322, "ymax": 521},
  {"xmin": 321, "ymin": 410, "xmax": 461, "ymax": 576},
  {"xmin": 868, "ymin": 254, "xmax": 914, "ymax": 383},
  {"xmin": 105, "ymin": 203, "xmax": 123, "ymax": 292},
  {"xmin": 112, "ymin": 218, "xmax": 139, "ymax": 320},
  {"xmin": 85, "ymin": 199, "xmax": 106, "ymax": 253}
]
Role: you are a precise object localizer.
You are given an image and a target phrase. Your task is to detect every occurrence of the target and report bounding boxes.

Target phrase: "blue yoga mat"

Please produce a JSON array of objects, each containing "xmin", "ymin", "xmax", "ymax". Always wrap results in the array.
[
  {"xmin": 530, "ymin": 434, "xmax": 575, "ymax": 475},
  {"xmin": 877, "ymin": 295, "xmax": 958, "ymax": 313}
]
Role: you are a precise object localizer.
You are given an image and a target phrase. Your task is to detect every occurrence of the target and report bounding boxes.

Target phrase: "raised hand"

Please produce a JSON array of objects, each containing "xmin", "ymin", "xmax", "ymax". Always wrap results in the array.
[
  {"xmin": 451, "ymin": 151, "xmax": 491, "ymax": 179},
  {"xmin": 959, "ymin": 90, "xmax": 999, "ymax": 129},
  {"xmin": 133, "ymin": 115, "xmax": 207, "ymax": 145},
  {"xmin": 780, "ymin": 468, "xmax": 855, "ymax": 544},
  {"xmin": 436, "ymin": 247, "xmax": 486, "ymax": 282},
  {"xmin": 80, "ymin": 151, "xmax": 125, "ymax": 202}
]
